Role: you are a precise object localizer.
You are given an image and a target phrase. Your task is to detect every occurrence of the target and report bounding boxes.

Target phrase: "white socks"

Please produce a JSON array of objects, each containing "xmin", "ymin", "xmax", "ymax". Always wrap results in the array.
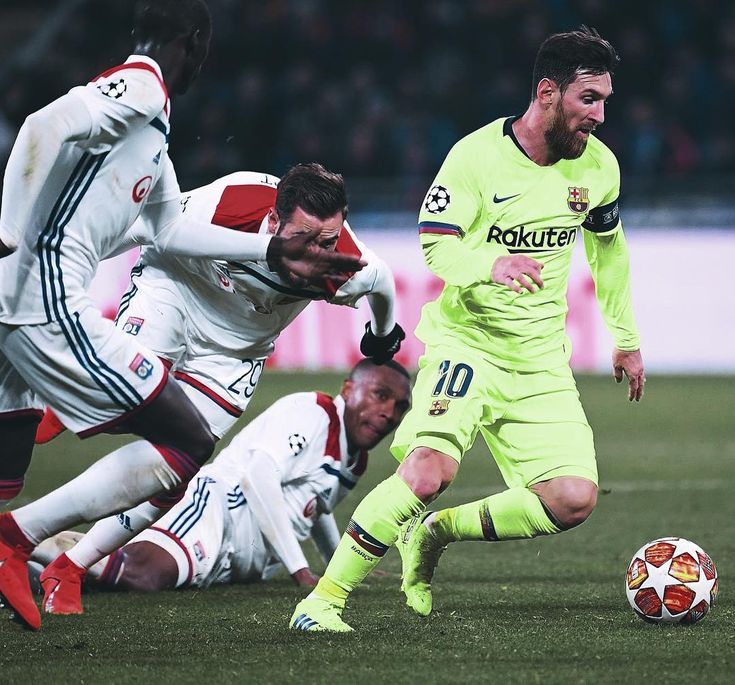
[
  {"xmin": 13, "ymin": 441, "xmax": 181, "ymax": 545},
  {"xmin": 66, "ymin": 500, "xmax": 164, "ymax": 570}
]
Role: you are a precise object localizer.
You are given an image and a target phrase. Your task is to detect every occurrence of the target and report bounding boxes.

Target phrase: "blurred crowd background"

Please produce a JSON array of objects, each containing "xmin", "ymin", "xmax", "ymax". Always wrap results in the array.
[{"xmin": 1, "ymin": 0, "xmax": 734, "ymax": 213}]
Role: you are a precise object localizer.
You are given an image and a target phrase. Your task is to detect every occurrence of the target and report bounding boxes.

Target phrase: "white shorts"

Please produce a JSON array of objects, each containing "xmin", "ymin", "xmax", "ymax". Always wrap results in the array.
[
  {"xmin": 133, "ymin": 470, "xmax": 267, "ymax": 587},
  {"xmin": 116, "ymin": 267, "xmax": 265, "ymax": 438},
  {"xmin": 0, "ymin": 305, "xmax": 166, "ymax": 436}
]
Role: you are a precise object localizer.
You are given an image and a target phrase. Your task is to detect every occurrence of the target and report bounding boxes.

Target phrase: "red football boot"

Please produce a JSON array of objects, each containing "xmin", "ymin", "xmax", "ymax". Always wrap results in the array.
[
  {"xmin": 0, "ymin": 517, "xmax": 40, "ymax": 630},
  {"xmin": 40, "ymin": 553, "xmax": 86, "ymax": 615}
]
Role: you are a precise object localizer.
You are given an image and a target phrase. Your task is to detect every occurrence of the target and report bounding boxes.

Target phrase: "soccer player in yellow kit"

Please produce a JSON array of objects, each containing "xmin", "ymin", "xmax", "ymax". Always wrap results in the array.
[{"xmin": 290, "ymin": 26, "xmax": 645, "ymax": 631}]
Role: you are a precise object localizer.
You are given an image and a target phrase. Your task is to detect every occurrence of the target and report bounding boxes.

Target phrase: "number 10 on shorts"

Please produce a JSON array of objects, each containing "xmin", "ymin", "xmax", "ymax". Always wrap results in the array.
[{"xmin": 432, "ymin": 360, "xmax": 473, "ymax": 398}]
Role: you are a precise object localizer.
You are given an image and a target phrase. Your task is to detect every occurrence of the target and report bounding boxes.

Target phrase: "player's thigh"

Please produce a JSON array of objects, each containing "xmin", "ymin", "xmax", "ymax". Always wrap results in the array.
[
  {"xmin": 0, "ymin": 340, "xmax": 45, "ymax": 472},
  {"xmin": 132, "ymin": 473, "xmax": 230, "ymax": 588},
  {"xmin": 116, "ymin": 270, "xmax": 187, "ymax": 363},
  {"xmin": 0, "ymin": 340, "xmax": 45, "ymax": 419},
  {"xmin": 482, "ymin": 365, "xmax": 597, "ymax": 488},
  {"xmin": 174, "ymin": 348, "xmax": 266, "ymax": 439},
  {"xmin": 0, "ymin": 307, "xmax": 167, "ymax": 437},
  {"xmin": 391, "ymin": 346, "xmax": 502, "ymax": 464}
]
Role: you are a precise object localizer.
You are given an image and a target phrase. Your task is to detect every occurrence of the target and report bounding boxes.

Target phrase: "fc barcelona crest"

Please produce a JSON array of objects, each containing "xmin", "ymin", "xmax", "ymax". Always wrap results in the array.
[
  {"xmin": 429, "ymin": 399, "xmax": 450, "ymax": 416},
  {"xmin": 567, "ymin": 186, "xmax": 590, "ymax": 213}
]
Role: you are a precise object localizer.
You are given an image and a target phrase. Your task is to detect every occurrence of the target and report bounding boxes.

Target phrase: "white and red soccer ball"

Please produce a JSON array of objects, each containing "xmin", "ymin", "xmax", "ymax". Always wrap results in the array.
[{"xmin": 625, "ymin": 537, "xmax": 718, "ymax": 624}]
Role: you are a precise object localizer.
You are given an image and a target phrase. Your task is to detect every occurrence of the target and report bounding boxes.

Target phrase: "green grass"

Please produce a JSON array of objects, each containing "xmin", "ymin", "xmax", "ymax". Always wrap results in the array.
[{"xmin": 2, "ymin": 373, "xmax": 734, "ymax": 684}]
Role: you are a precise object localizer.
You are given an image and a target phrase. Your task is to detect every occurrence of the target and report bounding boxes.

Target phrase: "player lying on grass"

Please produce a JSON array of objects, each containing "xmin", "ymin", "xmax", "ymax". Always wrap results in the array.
[
  {"xmin": 19, "ymin": 162, "xmax": 404, "ymax": 617},
  {"xmin": 32, "ymin": 360, "xmax": 410, "ymax": 594},
  {"xmin": 291, "ymin": 27, "xmax": 645, "ymax": 632}
]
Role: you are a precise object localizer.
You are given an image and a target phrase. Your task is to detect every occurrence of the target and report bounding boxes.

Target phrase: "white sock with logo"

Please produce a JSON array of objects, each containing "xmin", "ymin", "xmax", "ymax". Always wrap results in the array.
[{"xmin": 66, "ymin": 500, "xmax": 164, "ymax": 570}]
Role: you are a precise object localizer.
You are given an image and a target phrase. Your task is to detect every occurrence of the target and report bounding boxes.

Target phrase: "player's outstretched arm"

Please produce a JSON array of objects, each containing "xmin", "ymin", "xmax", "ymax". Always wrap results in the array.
[
  {"xmin": 583, "ymin": 227, "xmax": 642, "ymax": 402},
  {"xmin": 613, "ymin": 347, "xmax": 645, "ymax": 402},
  {"xmin": 359, "ymin": 256, "xmax": 405, "ymax": 362},
  {"xmin": 0, "ymin": 93, "xmax": 93, "ymax": 254},
  {"xmin": 311, "ymin": 513, "xmax": 341, "ymax": 565},
  {"xmin": 142, "ymin": 167, "xmax": 364, "ymax": 287},
  {"xmin": 239, "ymin": 449, "xmax": 314, "ymax": 585}
]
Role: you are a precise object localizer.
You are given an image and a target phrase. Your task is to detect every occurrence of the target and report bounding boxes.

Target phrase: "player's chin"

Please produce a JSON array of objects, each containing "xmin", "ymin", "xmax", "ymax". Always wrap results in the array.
[
  {"xmin": 348, "ymin": 424, "xmax": 381, "ymax": 451},
  {"xmin": 562, "ymin": 136, "xmax": 588, "ymax": 159}
]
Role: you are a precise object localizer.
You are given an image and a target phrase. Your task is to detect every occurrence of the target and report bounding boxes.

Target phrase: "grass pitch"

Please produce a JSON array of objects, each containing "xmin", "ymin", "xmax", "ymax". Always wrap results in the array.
[{"xmin": 2, "ymin": 373, "xmax": 733, "ymax": 684}]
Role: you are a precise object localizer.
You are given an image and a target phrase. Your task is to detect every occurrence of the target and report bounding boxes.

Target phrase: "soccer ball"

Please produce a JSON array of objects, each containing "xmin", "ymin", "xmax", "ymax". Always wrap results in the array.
[
  {"xmin": 625, "ymin": 537, "xmax": 718, "ymax": 624},
  {"xmin": 424, "ymin": 185, "xmax": 450, "ymax": 214}
]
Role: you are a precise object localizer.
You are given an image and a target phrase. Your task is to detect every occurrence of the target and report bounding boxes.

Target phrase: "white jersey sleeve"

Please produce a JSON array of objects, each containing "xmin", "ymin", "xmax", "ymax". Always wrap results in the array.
[
  {"xmin": 238, "ymin": 449, "xmax": 310, "ymax": 574},
  {"xmin": 123, "ymin": 160, "xmax": 274, "ymax": 261},
  {"xmin": 72, "ymin": 57, "xmax": 168, "ymax": 149},
  {"xmin": 0, "ymin": 91, "xmax": 93, "ymax": 251}
]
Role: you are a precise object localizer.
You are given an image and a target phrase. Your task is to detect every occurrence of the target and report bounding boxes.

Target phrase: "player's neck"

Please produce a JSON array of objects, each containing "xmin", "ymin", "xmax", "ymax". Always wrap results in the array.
[
  {"xmin": 133, "ymin": 41, "xmax": 182, "ymax": 97},
  {"xmin": 513, "ymin": 108, "xmax": 559, "ymax": 167}
]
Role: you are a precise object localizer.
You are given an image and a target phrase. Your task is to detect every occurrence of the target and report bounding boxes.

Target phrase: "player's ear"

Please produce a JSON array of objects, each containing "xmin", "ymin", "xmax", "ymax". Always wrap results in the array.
[
  {"xmin": 536, "ymin": 78, "xmax": 557, "ymax": 107},
  {"xmin": 341, "ymin": 379, "xmax": 354, "ymax": 401},
  {"xmin": 267, "ymin": 208, "xmax": 280, "ymax": 233}
]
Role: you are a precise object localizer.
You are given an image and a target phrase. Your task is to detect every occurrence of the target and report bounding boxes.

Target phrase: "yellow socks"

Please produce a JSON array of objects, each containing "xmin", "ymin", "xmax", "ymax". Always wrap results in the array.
[
  {"xmin": 427, "ymin": 487, "xmax": 561, "ymax": 545},
  {"xmin": 311, "ymin": 474, "xmax": 424, "ymax": 604}
]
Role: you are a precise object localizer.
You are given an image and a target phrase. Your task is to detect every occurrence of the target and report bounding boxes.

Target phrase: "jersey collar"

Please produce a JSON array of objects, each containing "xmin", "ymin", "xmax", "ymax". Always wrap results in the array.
[
  {"xmin": 503, "ymin": 116, "xmax": 532, "ymax": 160},
  {"xmin": 126, "ymin": 54, "xmax": 164, "ymax": 79}
]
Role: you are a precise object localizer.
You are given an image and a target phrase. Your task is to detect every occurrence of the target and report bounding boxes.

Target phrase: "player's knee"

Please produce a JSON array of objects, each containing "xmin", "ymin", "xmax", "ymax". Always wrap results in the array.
[
  {"xmin": 184, "ymin": 424, "xmax": 217, "ymax": 465},
  {"xmin": 549, "ymin": 479, "xmax": 597, "ymax": 529},
  {"xmin": 118, "ymin": 543, "xmax": 178, "ymax": 592},
  {"xmin": 398, "ymin": 447, "xmax": 458, "ymax": 503}
]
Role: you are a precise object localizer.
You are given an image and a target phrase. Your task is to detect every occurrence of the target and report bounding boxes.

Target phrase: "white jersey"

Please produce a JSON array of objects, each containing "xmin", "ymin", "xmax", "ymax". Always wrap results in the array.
[
  {"xmin": 210, "ymin": 390, "xmax": 365, "ymax": 538},
  {"xmin": 0, "ymin": 55, "xmax": 179, "ymax": 324},
  {"xmin": 123, "ymin": 171, "xmax": 383, "ymax": 359},
  {"xmin": 134, "ymin": 391, "xmax": 368, "ymax": 586}
]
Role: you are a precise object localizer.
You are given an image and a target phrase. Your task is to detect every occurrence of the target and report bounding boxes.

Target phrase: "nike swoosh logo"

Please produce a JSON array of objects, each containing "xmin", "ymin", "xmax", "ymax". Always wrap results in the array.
[{"xmin": 493, "ymin": 193, "xmax": 521, "ymax": 203}]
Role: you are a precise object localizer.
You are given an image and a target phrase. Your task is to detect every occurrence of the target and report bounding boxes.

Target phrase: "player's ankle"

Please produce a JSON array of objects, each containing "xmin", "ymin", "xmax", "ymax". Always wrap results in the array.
[{"xmin": 309, "ymin": 577, "xmax": 348, "ymax": 606}]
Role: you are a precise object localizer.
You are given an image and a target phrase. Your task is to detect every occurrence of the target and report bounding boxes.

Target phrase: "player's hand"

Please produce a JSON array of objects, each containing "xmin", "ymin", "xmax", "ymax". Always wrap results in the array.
[
  {"xmin": 360, "ymin": 322, "xmax": 405, "ymax": 364},
  {"xmin": 491, "ymin": 255, "xmax": 544, "ymax": 293},
  {"xmin": 291, "ymin": 567, "xmax": 320, "ymax": 588},
  {"xmin": 613, "ymin": 348, "xmax": 645, "ymax": 402},
  {"xmin": 267, "ymin": 228, "xmax": 366, "ymax": 287}
]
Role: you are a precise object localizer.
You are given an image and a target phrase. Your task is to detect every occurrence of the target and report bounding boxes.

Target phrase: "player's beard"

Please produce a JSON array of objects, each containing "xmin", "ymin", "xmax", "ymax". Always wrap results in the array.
[{"xmin": 544, "ymin": 101, "xmax": 588, "ymax": 160}]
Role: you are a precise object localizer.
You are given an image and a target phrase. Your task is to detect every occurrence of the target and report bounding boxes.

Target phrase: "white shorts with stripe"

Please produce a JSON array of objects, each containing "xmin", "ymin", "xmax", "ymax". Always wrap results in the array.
[
  {"xmin": 132, "ymin": 469, "xmax": 269, "ymax": 587},
  {"xmin": 0, "ymin": 304, "xmax": 166, "ymax": 436},
  {"xmin": 115, "ymin": 266, "xmax": 265, "ymax": 438}
]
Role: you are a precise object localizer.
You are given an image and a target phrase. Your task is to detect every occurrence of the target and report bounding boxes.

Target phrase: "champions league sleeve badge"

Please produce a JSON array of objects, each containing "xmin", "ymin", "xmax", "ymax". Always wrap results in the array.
[
  {"xmin": 424, "ymin": 185, "xmax": 451, "ymax": 214},
  {"xmin": 97, "ymin": 78, "xmax": 127, "ymax": 99}
]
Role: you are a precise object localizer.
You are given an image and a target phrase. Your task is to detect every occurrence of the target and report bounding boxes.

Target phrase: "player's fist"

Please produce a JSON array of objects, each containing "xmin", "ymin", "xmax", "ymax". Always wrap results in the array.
[
  {"xmin": 291, "ymin": 567, "xmax": 320, "ymax": 587},
  {"xmin": 491, "ymin": 255, "xmax": 544, "ymax": 293},
  {"xmin": 360, "ymin": 322, "xmax": 405, "ymax": 364}
]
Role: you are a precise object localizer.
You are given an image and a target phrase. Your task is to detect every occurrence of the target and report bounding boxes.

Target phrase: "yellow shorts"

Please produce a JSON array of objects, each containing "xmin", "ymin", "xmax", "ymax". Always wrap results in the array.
[{"xmin": 391, "ymin": 345, "xmax": 597, "ymax": 488}]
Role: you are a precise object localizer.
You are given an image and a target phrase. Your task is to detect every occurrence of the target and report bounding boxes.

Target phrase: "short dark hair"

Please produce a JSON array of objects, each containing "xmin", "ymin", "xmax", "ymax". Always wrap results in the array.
[
  {"xmin": 349, "ymin": 358, "xmax": 411, "ymax": 382},
  {"xmin": 275, "ymin": 163, "xmax": 348, "ymax": 223},
  {"xmin": 133, "ymin": 0, "xmax": 212, "ymax": 45},
  {"xmin": 531, "ymin": 26, "xmax": 619, "ymax": 99}
]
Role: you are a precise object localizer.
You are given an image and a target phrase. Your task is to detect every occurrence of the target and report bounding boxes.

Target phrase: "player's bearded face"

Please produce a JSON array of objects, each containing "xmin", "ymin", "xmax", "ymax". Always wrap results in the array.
[{"xmin": 544, "ymin": 99, "xmax": 588, "ymax": 160}]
